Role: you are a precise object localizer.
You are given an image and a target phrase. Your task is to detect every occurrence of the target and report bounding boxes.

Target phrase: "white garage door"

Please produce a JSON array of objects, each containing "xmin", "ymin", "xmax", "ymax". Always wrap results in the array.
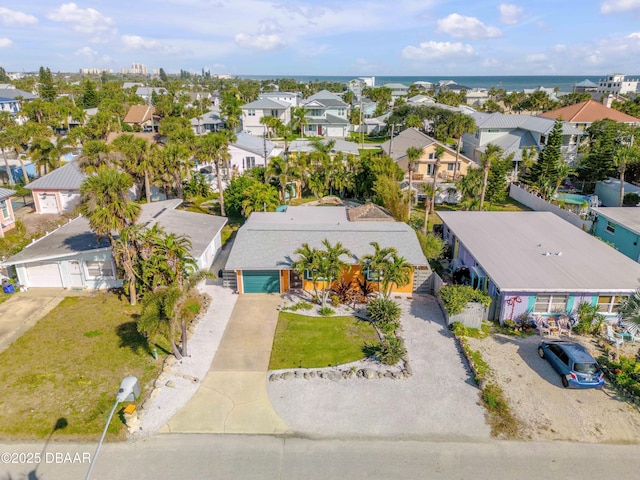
[
  {"xmin": 38, "ymin": 194, "xmax": 59, "ymax": 214},
  {"xmin": 26, "ymin": 262, "xmax": 63, "ymax": 288}
]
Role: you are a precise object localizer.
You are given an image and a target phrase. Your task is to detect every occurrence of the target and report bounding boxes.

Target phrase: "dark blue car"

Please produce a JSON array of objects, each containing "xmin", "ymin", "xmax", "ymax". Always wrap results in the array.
[{"xmin": 537, "ymin": 340, "xmax": 605, "ymax": 389}]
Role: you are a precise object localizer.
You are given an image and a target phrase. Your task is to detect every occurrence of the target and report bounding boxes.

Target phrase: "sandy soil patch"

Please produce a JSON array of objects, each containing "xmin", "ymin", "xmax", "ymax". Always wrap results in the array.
[{"xmin": 466, "ymin": 333, "xmax": 640, "ymax": 443}]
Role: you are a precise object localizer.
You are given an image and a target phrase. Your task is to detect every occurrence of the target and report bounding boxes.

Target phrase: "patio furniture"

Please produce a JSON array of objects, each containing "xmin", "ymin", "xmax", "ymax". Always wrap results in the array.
[
  {"xmin": 557, "ymin": 316, "xmax": 572, "ymax": 336},
  {"xmin": 536, "ymin": 316, "xmax": 551, "ymax": 336},
  {"xmin": 606, "ymin": 325, "xmax": 624, "ymax": 348},
  {"xmin": 547, "ymin": 318, "xmax": 560, "ymax": 337},
  {"xmin": 622, "ymin": 321, "xmax": 640, "ymax": 343}
]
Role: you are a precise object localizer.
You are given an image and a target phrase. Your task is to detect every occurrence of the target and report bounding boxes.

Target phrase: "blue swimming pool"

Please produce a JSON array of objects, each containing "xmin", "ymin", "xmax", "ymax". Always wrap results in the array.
[{"xmin": 555, "ymin": 193, "xmax": 591, "ymax": 205}]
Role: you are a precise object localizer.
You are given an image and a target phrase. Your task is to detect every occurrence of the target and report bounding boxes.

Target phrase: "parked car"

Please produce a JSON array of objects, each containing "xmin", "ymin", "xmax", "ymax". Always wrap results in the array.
[{"xmin": 537, "ymin": 340, "xmax": 604, "ymax": 389}]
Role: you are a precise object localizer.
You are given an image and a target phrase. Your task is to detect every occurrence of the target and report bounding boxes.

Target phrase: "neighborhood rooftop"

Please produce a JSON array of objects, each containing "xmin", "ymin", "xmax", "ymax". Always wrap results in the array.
[
  {"xmin": 438, "ymin": 211, "xmax": 640, "ymax": 293},
  {"xmin": 225, "ymin": 206, "xmax": 428, "ymax": 270},
  {"xmin": 592, "ymin": 207, "xmax": 640, "ymax": 236},
  {"xmin": 25, "ymin": 161, "xmax": 86, "ymax": 190}
]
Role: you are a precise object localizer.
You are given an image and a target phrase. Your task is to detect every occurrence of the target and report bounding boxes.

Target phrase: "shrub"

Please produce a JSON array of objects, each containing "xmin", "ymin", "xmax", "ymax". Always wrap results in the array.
[
  {"xmin": 296, "ymin": 301, "xmax": 313, "ymax": 310},
  {"xmin": 332, "ymin": 278, "xmax": 355, "ymax": 304},
  {"xmin": 330, "ymin": 295, "xmax": 340, "ymax": 308},
  {"xmin": 318, "ymin": 306, "xmax": 334, "ymax": 317},
  {"xmin": 376, "ymin": 335, "xmax": 406, "ymax": 365},
  {"xmin": 367, "ymin": 297, "xmax": 401, "ymax": 324},
  {"xmin": 438, "ymin": 285, "xmax": 492, "ymax": 316}
]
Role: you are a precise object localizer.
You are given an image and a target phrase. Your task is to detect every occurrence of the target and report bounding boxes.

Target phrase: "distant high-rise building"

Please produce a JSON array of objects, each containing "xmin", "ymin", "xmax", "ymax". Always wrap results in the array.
[
  {"xmin": 79, "ymin": 68, "xmax": 113, "ymax": 74},
  {"xmin": 597, "ymin": 73, "xmax": 638, "ymax": 95},
  {"xmin": 121, "ymin": 63, "xmax": 148, "ymax": 75}
]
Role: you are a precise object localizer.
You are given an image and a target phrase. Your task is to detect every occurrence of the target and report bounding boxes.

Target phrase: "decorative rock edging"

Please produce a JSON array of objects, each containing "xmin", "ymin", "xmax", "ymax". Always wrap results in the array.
[
  {"xmin": 452, "ymin": 333, "xmax": 486, "ymax": 390},
  {"xmin": 600, "ymin": 365, "xmax": 640, "ymax": 409},
  {"xmin": 269, "ymin": 355, "xmax": 412, "ymax": 382}
]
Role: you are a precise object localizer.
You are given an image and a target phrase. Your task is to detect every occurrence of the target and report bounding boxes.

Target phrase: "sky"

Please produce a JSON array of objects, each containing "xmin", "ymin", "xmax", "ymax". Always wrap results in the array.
[{"xmin": 1, "ymin": 1, "xmax": 640, "ymax": 76}]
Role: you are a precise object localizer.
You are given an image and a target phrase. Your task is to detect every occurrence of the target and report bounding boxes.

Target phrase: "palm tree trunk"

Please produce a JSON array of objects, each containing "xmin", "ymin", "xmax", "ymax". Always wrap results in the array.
[
  {"xmin": 181, "ymin": 319, "xmax": 188, "ymax": 357},
  {"xmin": 423, "ymin": 198, "xmax": 430, "ymax": 234},
  {"xmin": 453, "ymin": 137, "xmax": 462, "ymax": 180},
  {"xmin": 430, "ymin": 164, "xmax": 439, "ymax": 214},
  {"xmin": 479, "ymin": 163, "xmax": 490, "ymax": 211},
  {"xmin": 407, "ymin": 164, "xmax": 413, "ymax": 219},
  {"xmin": 128, "ymin": 276, "xmax": 137, "ymax": 306},
  {"xmin": 2, "ymin": 149, "xmax": 15, "ymax": 186},
  {"xmin": 144, "ymin": 170, "xmax": 152, "ymax": 203},
  {"xmin": 18, "ymin": 154, "xmax": 29, "ymax": 184},
  {"xmin": 216, "ymin": 160, "xmax": 226, "ymax": 216},
  {"xmin": 170, "ymin": 338, "xmax": 183, "ymax": 360}
]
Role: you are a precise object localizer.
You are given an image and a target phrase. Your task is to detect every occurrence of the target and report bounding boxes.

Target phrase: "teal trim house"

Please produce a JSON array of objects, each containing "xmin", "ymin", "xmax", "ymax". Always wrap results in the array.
[
  {"xmin": 592, "ymin": 207, "xmax": 640, "ymax": 262},
  {"xmin": 438, "ymin": 211, "xmax": 640, "ymax": 323}
]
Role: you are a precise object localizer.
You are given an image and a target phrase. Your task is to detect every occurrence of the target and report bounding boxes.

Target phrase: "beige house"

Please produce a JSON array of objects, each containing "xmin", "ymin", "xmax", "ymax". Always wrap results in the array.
[{"xmin": 381, "ymin": 128, "xmax": 477, "ymax": 181}]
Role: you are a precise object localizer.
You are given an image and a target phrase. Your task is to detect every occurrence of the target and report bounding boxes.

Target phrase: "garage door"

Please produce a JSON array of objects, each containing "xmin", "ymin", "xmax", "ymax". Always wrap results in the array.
[
  {"xmin": 26, "ymin": 262, "xmax": 63, "ymax": 288},
  {"xmin": 38, "ymin": 194, "xmax": 59, "ymax": 214},
  {"xmin": 242, "ymin": 270, "xmax": 280, "ymax": 293}
]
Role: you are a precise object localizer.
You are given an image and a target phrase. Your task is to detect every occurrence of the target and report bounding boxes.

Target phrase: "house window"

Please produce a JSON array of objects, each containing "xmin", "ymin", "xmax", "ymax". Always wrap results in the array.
[
  {"xmin": 540, "ymin": 135, "xmax": 547, "ymax": 145},
  {"xmin": 447, "ymin": 163, "xmax": 455, "ymax": 171},
  {"xmin": 365, "ymin": 268, "xmax": 383, "ymax": 282},
  {"xmin": 303, "ymin": 270, "xmax": 327, "ymax": 281},
  {"xmin": 428, "ymin": 152, "xmax": 435, "ymax": 159},
  {"xmin": 338, "ymin": 109, "xmax": 345, "ymax": 116},
  {"xmin": 246, "ymin": 156, "xmax": 256, "ymax": 168},
  {"xmin": 270, "ymin": 109, "xmax": 279, "ymax": 117},
  {"xmin": 0, "ymin": 199, "xmax": 8, "ymax": 219},
  {"xmin": 597, "ymin": 295, "xmax": 626, "ymax": 314},
  {"xmin": 605, "ymin": 221, "xmax": 616, "ymax": 234},
  {"xmin": 85, "ymin": 261, "xmax": 114, "ymax": 278},
  {"xmin": 309, "ymin": 109, "xmax": 323, "ymax": 117},
  {"xmin": 533, "ymin": 294, "xmax": 568, "ymax": 313},
  {"xmin": 247, "ymin": 109, "xmax": 255, "ymax": 116}
]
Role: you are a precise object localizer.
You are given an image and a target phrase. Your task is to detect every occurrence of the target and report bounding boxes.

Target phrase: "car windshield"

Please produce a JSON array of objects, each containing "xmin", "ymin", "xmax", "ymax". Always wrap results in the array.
[{"xmin": 574, "ymin": 362, "xmax": 599, "ymax": 374}]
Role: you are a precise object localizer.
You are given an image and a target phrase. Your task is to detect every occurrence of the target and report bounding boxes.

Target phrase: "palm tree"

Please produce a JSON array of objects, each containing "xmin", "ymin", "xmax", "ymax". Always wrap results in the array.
[
  {"xmin": 291, "ymin": 106, "xmax": 309, "ymax": 137},
  {"xmin": 381, "ymin": 253, "xmax": 411, "ymax": 299},
  {"xmin": 449, "ymin": 113, "xmax": 476, "ymax": 180},
  {"xmin": 479, "ymin": 144, "xmax": 502, "ymax": 211},
  {"xmin": 430, "ymin": 146, "xmax": 444, "ymax": 214},
  {"xmin": 318, "ymin": 239, "xmax": 351, "ymax": 307},
  {"xmin": 266, "ymin": 155, "xmax": 299, "ymax": 203},
  {"xmin": 260, "ymin": 116, "xmax": 283, "ymax": 139},
  {"xmin": 420, "ymin": 183, "xmax": 435, "ymax": 233},
  {"xmin": 613, "ymin": 140, "xmax": 640, "ymax": 206},
  {"xmin": 112, "ymin": 134, "xmax": 156, "ymax": 203},
  {"xmin": 405, "ymin": 146, "xmax": 422, "ymax": 218},
  {"xmin": 360, "ymin": 241, "xmax": 396, "ymax": 297},
  {"xmin": 79, "ymin": 167, "xmax": 140, "ymax": 244},
  {"xmin": 29, "ymin": 135, "xmax": 74, "ymax": 176},
  {"xmin": 157, "ymin": 142, "xmax": 192, "ymax": 198},
  {"xmin": 77, "ymin": 139, "xmax": 113, "ymax": 173},
  {"xmin": 0, "ymin": 112, "xmax": 15, "ymax": 186},
  {"xmin": 112, "ymin": 224, "xmax": 144, "ymax": 305},
  {"xmin": 193, "ymin": 130, "xmax": 236, "ymax": 216},
  {"xmin": 292, "ymin": 242, "xmax": 323, "ymax": 301}
]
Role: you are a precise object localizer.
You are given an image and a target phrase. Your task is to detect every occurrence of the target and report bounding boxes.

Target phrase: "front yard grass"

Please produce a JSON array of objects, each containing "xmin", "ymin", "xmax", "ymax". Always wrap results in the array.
[
  {"xmin": 269, "ymin": 312, "xmax": 379, "ymax": 369},
  {"xmin": 0, "ymin": 292, "xmax": 161, "ymax": 440}
]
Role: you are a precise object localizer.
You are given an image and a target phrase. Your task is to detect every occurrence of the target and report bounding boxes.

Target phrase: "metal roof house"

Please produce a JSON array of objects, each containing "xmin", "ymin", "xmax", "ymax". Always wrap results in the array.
[
  {"xmin": 225, "ymin": 206, "xmax": 430, "ymax": 294},
  {"xmin": 592, "ymin": 207, "xmax": 640, "ymax": 263},
  {"xmin": 26, "ymin": 161, "xmax": 87, "ymax": 214},
  {"xmin": 241, "ymin": 98, "xmax": 291, "ymax": 136},
  {"xmin": 438, "ymin": 211, "xmax": 640, "ymax": 323},
  {"xmin": 0, "ymin": 187, "xmax": 16, "ymax": 238},
  {"xmin": 1, "ymin": 199, "xmax": 227, "ymax": 289},
  {"xmin": 226, "ymin": 132, "xmax": 278, "ymax": 175}
]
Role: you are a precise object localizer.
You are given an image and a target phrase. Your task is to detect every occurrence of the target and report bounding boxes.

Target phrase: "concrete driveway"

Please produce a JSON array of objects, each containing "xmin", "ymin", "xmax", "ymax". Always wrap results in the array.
[
  {"xmin": 0, "ymin": 288, "xmax": 90, "ymax": 353},
  {"xmin": 162, "ymin": 294, "xmax": 289, "ymax": 434},
  {"xmin": 267, "ymin": 295, "xmax": 491, "ymax": 439}
]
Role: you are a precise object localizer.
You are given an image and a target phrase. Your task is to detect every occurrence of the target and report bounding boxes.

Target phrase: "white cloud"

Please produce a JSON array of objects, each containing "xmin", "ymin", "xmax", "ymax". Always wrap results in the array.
[
  {"xmin": 48, "ymin": 3, "xmax": 114, "ymax": 34},
  {"xmin": 628, "ymin": 32, "xmax": 640, "ymax": 39},
  {"xmin": 0, "ymin": 7, "xmax": 38, "ymax": 26},
  {"xmin": 402, "ymin": 41, "xmax": 476, "ymax": 61},
  {"xmin": 601, "ymin": 0, "xmax": 640, "ymax": 13},
  {"xmin": 75, "ymin": 46, "xmax": 98, "ymax": 57},
  {"xmin": 526, "ymin": 53, "xmax": 547, "ymax": 62},
  {"xmin": 234, "ymin": 33, "xmax": 287, "ymax": 50},
  {"xmin": 498, "ymin": 4, "xmax": 524, "ymax": 25},
  {"xmin": 437, "ymin": 14, "xmax": 501, "ymax": 39},
  {"xmin": 0, "ymin": 38, "xmax": 13, "ymax": 48},
  {"xmin": 121, "ymin": 34, "xmax": 183, "ymax": 55},
  {"xmin": 481, "ymin": 58, "xmax": 500, "ymax": 67}
]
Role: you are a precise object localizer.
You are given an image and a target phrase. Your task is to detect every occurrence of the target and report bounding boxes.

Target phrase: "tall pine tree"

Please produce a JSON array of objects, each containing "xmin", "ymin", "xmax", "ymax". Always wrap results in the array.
[
  {"xmin": 522, "ymin": 119, "xmax": 563, "ymax": 199},
  {"xmin": 38, "ymin": 66, "xmax": 57, "ymax": 102}
]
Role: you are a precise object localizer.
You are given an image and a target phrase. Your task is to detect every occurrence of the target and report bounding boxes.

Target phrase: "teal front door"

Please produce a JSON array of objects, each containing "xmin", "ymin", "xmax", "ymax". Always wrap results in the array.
[{"xmin": 242, "ymin": 270, "xmax": 280, "ymax": 293}]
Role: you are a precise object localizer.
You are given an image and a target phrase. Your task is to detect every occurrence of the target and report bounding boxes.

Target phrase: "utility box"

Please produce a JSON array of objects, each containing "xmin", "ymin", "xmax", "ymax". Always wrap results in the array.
[{"xmin": 117, "ymin": 376, "xmax": 140, "ymax": 402}]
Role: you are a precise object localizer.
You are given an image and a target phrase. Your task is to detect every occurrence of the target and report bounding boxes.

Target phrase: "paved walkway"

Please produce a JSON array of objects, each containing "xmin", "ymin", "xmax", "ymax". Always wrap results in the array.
[
  {"xmin": 0, "ymin": 288, "xmax": 93, "ymax": 354},
  {"xmin": 160, "ymin": 294, "xmax": 289, "ymax": 434}
]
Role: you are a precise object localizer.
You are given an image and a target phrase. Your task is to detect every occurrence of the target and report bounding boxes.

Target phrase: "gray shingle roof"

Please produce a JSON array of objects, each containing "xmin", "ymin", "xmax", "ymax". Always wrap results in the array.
[
  {"xmin": 26, "ymin": 161, "xmax": 87, "ymax": 191},
  {"xmin": 476, "ymin": 130, "xmax": 537, "ymax": 160},
  {"xmin": 469, "ymin": 111, "xmax": 583, "ymax": 136},
  {"xmin": 304, "ymin": 90, "xmax": 347, "ymax": 108},
  {"xmin": 242, "ymin": 98, "xmax": 289, "ymax": 109},
  {"xmin": 592, "ymin": 207, "xmax": 640, "ymax": 236},
  {"xmin": 1, "ymin": 199, "xmax": 227, "ymax": 267},
  {"xmin": 288, "ymin": 139, "xmax": 359, "ymax": 155},
  {"xmin": 305, "ymin": 113, "xmax": 349, "ymax": 125},
  {"xmin": 438, "ymin": 211, "xmax": 640, "ymax": 292},
  {"xmin": 225, "ymin": 206, "xmax": 428, "ymax": 270},
  {"xmin": 0, "ymin": 88, "xmax": 37, "ymax": 100},
  {"xmin": 380, "ymin": 128, "xmax": 435, "ymax": 159},
  {"xmin": 233, "ymin": 132, "xmax": 275, "ymax": 157}
]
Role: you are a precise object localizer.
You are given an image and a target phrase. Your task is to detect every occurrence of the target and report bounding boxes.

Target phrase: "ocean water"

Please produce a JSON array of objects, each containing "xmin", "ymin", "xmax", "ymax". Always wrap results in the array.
[{"xmin": 239, "ymin": 75, "xmax": 623, "ymax": 92}]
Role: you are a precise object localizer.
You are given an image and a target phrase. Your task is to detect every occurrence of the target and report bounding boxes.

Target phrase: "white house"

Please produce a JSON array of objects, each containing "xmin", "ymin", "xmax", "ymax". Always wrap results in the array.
[
  {"xmin": 597, "ymin": 74, "xmax": 638, "ymax": 96},
  {"xmin": 301, "ymin": 90, "xmax": 350, "ymax": 138},
  {"xmin": 1, "ymin": 199, "xmax": 227, "ymax": 289},
  {"xmin": 227, "ymin": 132, "xmax": 278, "ymax": 175},
  {"xmin": 26, "ymin": 161, "xmax": 86, "ymax": 214},
  {"xmin": 258, "ymin": 91, "xmax": 301, "ymax": 107},
  {"xmin": 191, "ymin": 109, "xmax": 224, "ymax": 135},
  {"xmin": 240, "ymin": 98, "xmax": 291, "ymax": 136}
]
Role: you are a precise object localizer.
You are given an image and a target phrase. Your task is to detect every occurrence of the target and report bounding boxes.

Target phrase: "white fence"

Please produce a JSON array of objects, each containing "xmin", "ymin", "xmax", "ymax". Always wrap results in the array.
[{"xmin": 509, "ymin": 183, "xmax": 593, "ymax": 231}]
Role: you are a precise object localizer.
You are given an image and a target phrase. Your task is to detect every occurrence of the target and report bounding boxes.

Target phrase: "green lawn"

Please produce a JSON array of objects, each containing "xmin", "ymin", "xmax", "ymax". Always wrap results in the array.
[
  {"xmin": 0, "ymin": 293, "xmax": 162, "ymax": 440},
  {"xmin": 269, "ymin": 312, "xmax": 379, "ymax": 369}
]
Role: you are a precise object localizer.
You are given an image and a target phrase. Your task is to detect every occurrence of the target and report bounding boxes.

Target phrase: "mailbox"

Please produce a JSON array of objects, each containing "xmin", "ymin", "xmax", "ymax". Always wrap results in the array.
[{"xmin": 116, "ymin": 376, "xmax": 140, "ymax": 402}]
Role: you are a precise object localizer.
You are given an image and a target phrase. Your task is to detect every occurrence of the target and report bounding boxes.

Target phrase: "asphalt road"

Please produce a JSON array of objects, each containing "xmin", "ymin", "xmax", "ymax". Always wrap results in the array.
[{"xmin": 0, "ymin": 434, "xmax": 636, "ymax": 480}]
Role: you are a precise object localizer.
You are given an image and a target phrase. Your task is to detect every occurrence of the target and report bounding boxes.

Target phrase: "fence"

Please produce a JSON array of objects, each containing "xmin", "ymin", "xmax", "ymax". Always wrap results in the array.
[{"xmin": 509, "ymin": 183, "xmax": 592, "ymax": 231}]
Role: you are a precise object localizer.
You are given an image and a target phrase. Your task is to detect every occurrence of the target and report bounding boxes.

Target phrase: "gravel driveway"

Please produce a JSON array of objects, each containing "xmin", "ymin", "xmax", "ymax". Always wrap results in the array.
[
  {"xmin": 466, "ymin": 333, "xmax": 640, "ymax": 442},
  {"xmin": 267, "ymin": 295, "xmax": 491, "ymax": 440}
]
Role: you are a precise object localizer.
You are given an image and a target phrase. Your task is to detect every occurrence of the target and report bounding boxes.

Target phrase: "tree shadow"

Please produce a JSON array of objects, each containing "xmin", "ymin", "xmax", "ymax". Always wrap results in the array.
[{"xmin": 116, "ymin": 321, "xmax": 148, "ymax": 355}]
